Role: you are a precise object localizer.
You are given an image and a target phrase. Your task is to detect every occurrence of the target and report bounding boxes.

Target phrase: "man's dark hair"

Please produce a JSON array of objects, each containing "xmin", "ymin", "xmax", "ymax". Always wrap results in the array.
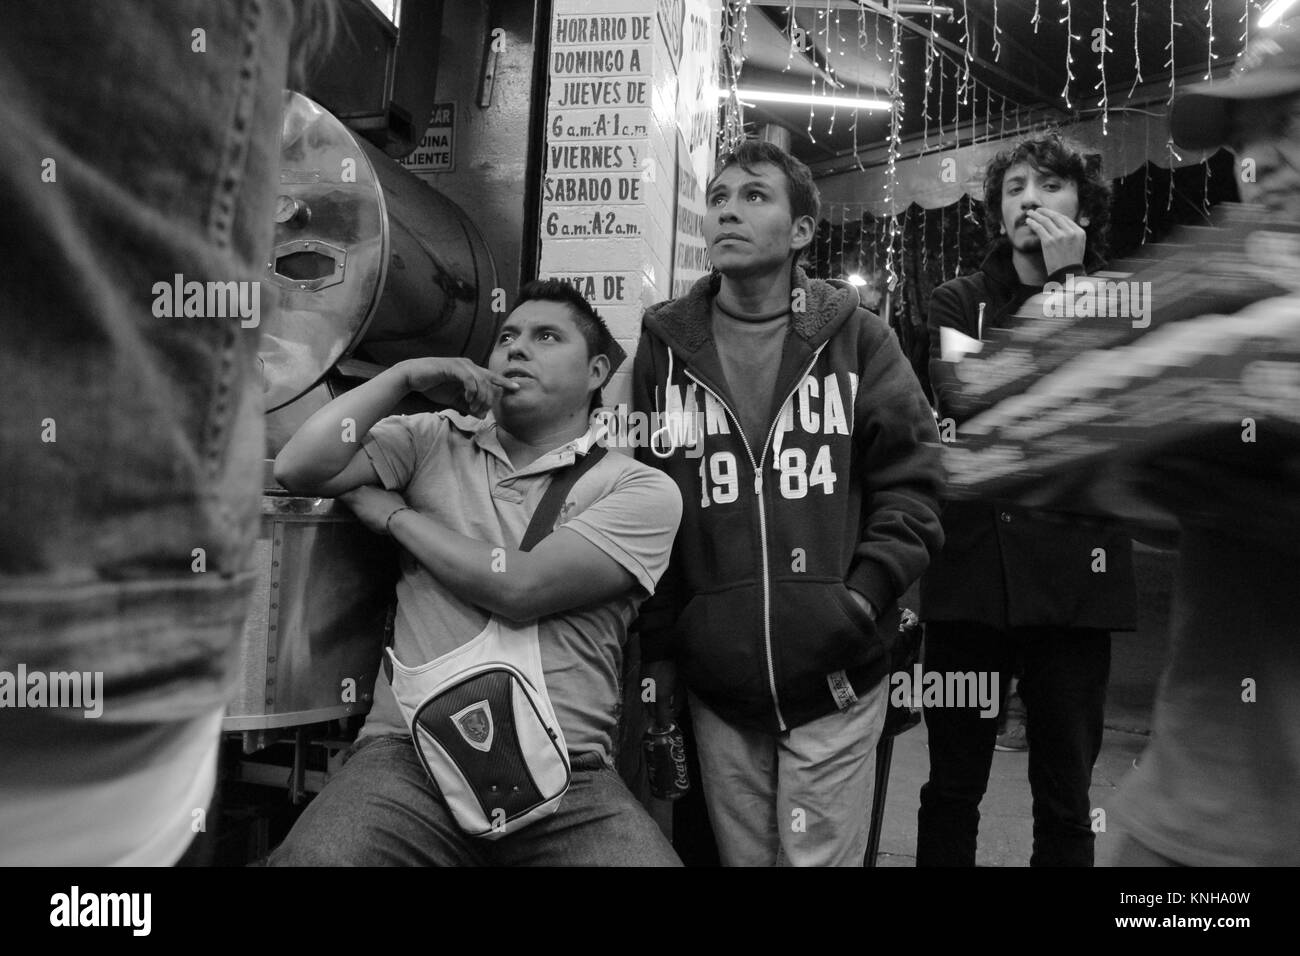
[
  {"xmin": 983, "ymin": 130, "xmax": 1112, "ymax": 269},
  {"xmin": 710, "ymin": 139, "xmax": 822, "ymax": 228},
  {"xmin": 513, "ymin": 279, "xmax": 617, "ymax": 411}
]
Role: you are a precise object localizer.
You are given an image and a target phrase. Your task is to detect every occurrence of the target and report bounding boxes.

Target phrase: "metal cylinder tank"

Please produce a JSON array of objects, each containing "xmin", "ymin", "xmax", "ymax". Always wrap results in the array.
[
  {"xmin": 229, "ymin": 92, "xmax": 499, "ymax": 735},
  {"xmin": 259, "ymin": 90, "xmax": 498, "ymax": 415}
]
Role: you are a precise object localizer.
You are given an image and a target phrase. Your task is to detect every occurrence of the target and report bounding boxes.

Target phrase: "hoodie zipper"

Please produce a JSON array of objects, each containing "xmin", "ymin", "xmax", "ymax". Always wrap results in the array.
[{"xmin": 685, "ymin": 344, "xmax": 825, "ymax": 732}]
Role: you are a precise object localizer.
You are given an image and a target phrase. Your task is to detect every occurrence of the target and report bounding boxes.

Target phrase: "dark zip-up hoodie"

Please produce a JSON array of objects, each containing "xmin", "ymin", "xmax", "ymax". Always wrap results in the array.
[
  {"xmin": 632, "ymin": 267, "xmax": 945, "ymax": 734},
  {"xmin": 922, "ymin": 239, "xmax": 1137, "ymax": 631}
]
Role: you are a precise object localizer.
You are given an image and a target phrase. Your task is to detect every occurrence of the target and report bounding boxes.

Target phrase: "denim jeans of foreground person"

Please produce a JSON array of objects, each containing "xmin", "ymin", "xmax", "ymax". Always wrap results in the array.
[
  {"xmin": 269, "ymin": 736, "xmax": 683, "ymax": 866},
  {"xmin": 0, "ymin": 0, "xmax": 294, "ymax": 864},
  {"xmin": 917, "ymin": 623, "xmax": 1111, "ymax": 867}
]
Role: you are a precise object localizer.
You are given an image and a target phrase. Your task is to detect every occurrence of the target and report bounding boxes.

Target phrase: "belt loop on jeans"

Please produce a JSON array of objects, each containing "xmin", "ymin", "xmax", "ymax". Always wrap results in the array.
[{"xmin": 567, "ymin": 752, "xmax": 607, "ymax": 772}]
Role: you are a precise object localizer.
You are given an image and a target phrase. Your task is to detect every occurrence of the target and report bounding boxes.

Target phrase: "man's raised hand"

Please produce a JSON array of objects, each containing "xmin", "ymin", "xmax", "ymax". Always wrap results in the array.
[
  {"xmin": 1025, "ymin": 207, "xmax": 1088, "ymax": 278},
  {"xmin": 400, "ymin": 357, "xmax": 518, "ymax": 418}
]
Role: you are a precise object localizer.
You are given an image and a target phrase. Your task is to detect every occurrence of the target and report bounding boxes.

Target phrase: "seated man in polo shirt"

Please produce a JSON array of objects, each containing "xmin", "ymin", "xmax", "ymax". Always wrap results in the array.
[{"xmin": 269, "ymin": 279, "xmax": 683, "ymax": 866}]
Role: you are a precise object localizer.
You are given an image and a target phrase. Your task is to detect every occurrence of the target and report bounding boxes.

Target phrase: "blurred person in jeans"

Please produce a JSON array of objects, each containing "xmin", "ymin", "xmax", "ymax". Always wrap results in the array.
[{"xmin": 0, "ymin": 0, "xmax": 331, "ymax": 865}]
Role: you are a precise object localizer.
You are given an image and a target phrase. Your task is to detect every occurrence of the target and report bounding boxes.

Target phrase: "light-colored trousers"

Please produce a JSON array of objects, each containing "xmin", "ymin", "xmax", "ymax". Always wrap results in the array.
[{"xmin": 690, "ymin": 676, "xmax": 888, "ymax": 867}]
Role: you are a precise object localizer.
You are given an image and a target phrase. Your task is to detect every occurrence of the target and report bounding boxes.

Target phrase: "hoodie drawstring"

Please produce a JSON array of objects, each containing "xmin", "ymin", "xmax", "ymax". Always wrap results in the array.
[{"xmin": 650, "ymin": 344, "xmax": 676, "ymax": 458}]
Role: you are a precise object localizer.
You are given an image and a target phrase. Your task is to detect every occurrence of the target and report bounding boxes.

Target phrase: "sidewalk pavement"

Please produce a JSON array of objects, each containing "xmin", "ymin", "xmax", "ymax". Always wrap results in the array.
[
  {"xmin": 874, "ymin": 544, "xmax": 1175, "ymax": 866},
  {"xmin": 874, "ymin": 721, "xmax": 1151, "ymax": 867}
]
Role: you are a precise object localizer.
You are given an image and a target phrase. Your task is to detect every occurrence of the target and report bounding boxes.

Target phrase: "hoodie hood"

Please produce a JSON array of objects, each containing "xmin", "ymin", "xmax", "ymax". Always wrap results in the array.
[
  {"xmin": 641, "ymin": 266, "xmax": 862, "ymax": 362},
  {"xmin": 978, "ymin": 237, "xmax": 1023, "ymax": 292},
  {"xmin": 638, "ymin": 266, "xmax": 866, "ymax": 442}
]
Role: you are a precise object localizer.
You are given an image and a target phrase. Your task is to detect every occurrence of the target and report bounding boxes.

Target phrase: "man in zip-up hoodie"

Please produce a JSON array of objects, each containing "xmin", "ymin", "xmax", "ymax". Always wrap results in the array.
[{"xmin": 632, "ymin": 140, "xmax": 945, "ymax": 866}]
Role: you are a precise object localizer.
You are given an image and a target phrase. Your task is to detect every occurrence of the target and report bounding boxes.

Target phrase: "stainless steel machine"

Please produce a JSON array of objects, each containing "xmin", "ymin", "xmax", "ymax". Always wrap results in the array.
[{"xmin": 225, "ymin": 90, "xmax": 499, "ymax": 749}]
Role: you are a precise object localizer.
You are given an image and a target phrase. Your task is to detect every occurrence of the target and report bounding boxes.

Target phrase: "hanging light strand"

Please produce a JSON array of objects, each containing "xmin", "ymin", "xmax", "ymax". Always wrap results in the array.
[
  {"xmin": 921, "ymin": 202, "xmax": 930, "ymax": 283},
  {"xmin": 992, "ymin": 0, "xmax": 1003, "ymax": 61},
  {"xmin": 852, "ymin": 2, "xmax": 868, "ymax": 170},
  {"xmin": 938, "ymin": 36, "xmax": 947, "ymax": 150},
  {"xmin": 1204, "ymin": 0, "xmax": 1218, "ymax": 82},
  {"xmin": 1059, "ymin": 0, "xmax": 1078, "ymax": 109},
  {"xmin": 1201, "ymin": 0, "xmax": 1217, "ymax": 218},
  {"xmin": 823, "ymin": 1, "xmax": 839, "ymax": 137},
  {"xmin": 718, "ymin": 2, "xmax": 748, "ymax": 156},
  {"xmin": 960, "ymin": 0, "xmax": 972, "ymax": 104},
  {"xmin": 940, "ymin": 201, "xmax": 947, "ymax": 281},
  {"xmin": 985, "ymin": 76, "xmax": 993, "ymax": 142},
  {"xmin": 885, "ymin": 12, "xmax": 904, "ymax": 292},
  {"xmin": 1129, "ymin": 0, "xmax": 1145, "ymax": 98},
  {"xmin": 1166, "ymin": 0, "xmax": 1182, "ymax": 212},
  {"xmin": 922, "ymin": 6, "xmax": 936, "ymax": 154},
  {"xmin": 1096, "ymin": 0, "xmax": 1111, "ymax": 135},
  {"xmin": 784, "ymin": 1, "xmax": 797, "ymax": 71}
]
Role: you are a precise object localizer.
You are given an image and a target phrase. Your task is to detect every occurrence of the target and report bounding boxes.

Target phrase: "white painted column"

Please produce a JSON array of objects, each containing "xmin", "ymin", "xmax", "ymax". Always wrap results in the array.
[{"xmin": 539, "ymin": 0, "xmax": 720, "ymax": 413}]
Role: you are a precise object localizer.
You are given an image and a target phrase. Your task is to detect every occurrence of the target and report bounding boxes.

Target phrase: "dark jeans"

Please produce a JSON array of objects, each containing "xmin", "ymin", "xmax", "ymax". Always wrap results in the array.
[
  {"xmin": 269, "ymin": 735, "xmax": 682, "ymax": 866},
  {"xmin": 916, "ymin": 622, "xmax": 1111, "ymax": 867},
  {"xmin": 0, "ymin": 0, "xmax": 294, "ymax": 864}
]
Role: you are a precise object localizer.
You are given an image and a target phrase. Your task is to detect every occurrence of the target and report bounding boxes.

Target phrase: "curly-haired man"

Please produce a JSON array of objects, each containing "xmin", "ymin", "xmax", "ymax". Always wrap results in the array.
[{"xmin": 918, "ymin": 132, "xmax": 1137, "ymax": 867}]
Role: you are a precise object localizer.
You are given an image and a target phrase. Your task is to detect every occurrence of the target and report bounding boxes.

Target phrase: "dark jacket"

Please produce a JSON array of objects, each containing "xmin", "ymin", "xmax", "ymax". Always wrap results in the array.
[
  {"xmin": 632, "ymin": 268, "xmax": 946, "ymax": 734},
  {"xmin": 922, "ymin": 240, "xmax": 1137, "ymax": 630}
]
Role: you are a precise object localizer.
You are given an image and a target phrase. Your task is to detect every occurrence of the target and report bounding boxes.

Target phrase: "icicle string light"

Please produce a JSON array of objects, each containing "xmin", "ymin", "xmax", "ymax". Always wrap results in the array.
[
  {"xmin": 1203, "ymin": 144, "xmax": 1213, "ymax": 220},
  {"xmin": 717, "ymin": 1, "xmax": 749, "ymax": 156},
  {"xmin": 885, "ymin": 11, "xmax": 904, "ymax": 292},
  {"xmin": 837, "ymin": 203, "xmax": 844, "ymax": 279},
  {"xmin": 1129, "ymin": 0, "xmax": 1144, "ymax": 98},
  {"xmin": 938, "ymin": 39, "xmax": 946, "ymax": 150},
  {"xmin": 1096, "ymin": 0, "xmax": 1111, "ymax": 135},
  {"xmin": 1205, "ymin": 0, "xmax": 1217, "ymax": 82},
  {"xmin": 1240, "ymin": 0, "xmax": 1249, "ymax": 62},
  {"xmin": 985, "ymin": 78, "xmax": 993, "ymax": 142},
  {"xmin": 1059, "ymin": 0, "xmax": 1077, "ymax": 109},
  {"xmin": 1166, "ymin": 0, "xmax": 1179, "ymax": 213},
  {"xmin": 852, "ymin": 2, "xmax": 867, "ymax": 171},
  {"xmin": 1032, "ymin": 0, "xmax": 1041, "ymax": 34},
  {"xmin": 825, "ymin": 0, "xmax": 839, "ymax": 136},
  {"xmin": 806, "ymin": 69, "xmax": 817, "ymax": 144},
  {"xmin": 953, "ymin": 42, "xmax": 961, "ymax": 151},
  {"xmin": 923, "ymin": 7, "xmax": 936, "ymax": 154},
  {"xmin": 960, "ymin": 0, "xmax": 972, "ymax": 104},
  {"xmin": 785, "ymin": 1, "xmax": 797, "ymax": 71},
  {"xmin": 921, "ymin": 199, "xmax": 930, "ymax": 280},
  {"xmin": 992, "ymin": 0, "xmax": 1003, "ymax": 61},
  {"xmin": 1141, "ymin": 161, "xmax": 1152, "ymax": 242},
  {"xmin": 940, "ymin": 202, "xmax": 947, "ymax": 281}
]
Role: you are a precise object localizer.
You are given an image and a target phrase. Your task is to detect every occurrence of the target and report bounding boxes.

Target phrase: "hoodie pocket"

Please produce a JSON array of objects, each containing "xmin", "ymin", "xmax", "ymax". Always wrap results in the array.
[
  {"xmin": 673, "ymin": 585, "xmax": 771, "ymax": 722},
  {"xmin": 771, "ymin": 580, "xmax": 881, "ymax": 707}
]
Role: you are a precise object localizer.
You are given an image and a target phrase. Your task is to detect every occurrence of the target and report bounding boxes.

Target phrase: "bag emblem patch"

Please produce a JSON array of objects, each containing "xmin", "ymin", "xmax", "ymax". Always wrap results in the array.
[{"xmin": 451, "ymin": 700, "xmax": 495, "ymax": 752}]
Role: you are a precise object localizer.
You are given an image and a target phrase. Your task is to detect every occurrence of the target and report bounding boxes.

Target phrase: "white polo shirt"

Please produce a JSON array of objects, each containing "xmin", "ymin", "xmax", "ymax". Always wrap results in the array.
[{"xmin": 358, "ymin": 411, "xmax": 682, "ymax": 763}]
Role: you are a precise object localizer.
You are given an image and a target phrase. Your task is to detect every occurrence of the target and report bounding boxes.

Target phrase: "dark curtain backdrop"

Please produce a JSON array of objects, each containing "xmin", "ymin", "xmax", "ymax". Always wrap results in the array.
[{"xmin": 809, "ymin": 148, "xmax": 1240, "ymax": 402}]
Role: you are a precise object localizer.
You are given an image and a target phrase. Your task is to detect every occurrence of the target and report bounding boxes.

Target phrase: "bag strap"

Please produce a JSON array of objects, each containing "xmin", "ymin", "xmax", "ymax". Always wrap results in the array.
[
  {"xmin": 519, "ymin": 445, "xmax": 607, "ymax": 552},
  {"xmin": 381, "ymin": 443, "xmax": 608, "ymax": 684}
]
